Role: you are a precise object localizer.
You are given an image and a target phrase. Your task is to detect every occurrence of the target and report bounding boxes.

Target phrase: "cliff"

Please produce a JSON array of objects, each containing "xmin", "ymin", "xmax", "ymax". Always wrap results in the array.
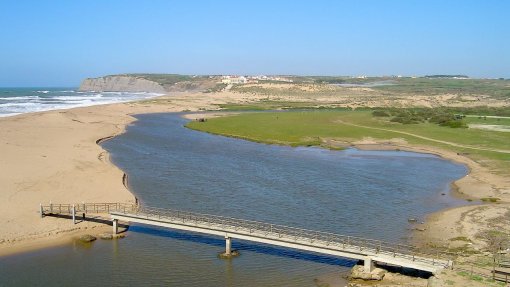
[
  {"xmin": 79, "ymin": 74, "xmax": 217, "ymax": 93},
  {"xmin": 79, "ymin": 76, "xmax": 166, "ymax": 93}
]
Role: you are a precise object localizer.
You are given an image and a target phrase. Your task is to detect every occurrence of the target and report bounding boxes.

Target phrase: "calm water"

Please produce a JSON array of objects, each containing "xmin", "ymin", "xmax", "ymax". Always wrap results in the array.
[{"xmin": 0, "ymin": 113, "xmax": 467, "ymax": 287}]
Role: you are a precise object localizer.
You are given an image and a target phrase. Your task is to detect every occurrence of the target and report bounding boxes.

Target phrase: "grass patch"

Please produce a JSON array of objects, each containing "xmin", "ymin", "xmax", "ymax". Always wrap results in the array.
[
  {"xmin": 449, "ymin": 236, "xmax": 472, "ymax": 242},
  {"xmin": 186, "ymin": 110, "xmax": 510, "ymax": 184},
  {"xmin": 481, "ymin": 197, "xmax": 501, "ymax": 203},
  {"xmin": 457, "ymin": 271, "xmax": 486, "ymax": 282},
  {"xmin": 448, "ymin": 246, "xmax": 480, "ymax": 255},
  {"xmin": 187, "ymin": 110, "xmax": 510, "ymax": 175},
  {"xmin": 374, "ymin": 78, "xmax": 510, "ymax": 99},
  {"xmin": 204, "ymin": 83, "xmax": 227, "ymax": 93},
  {"xmin": 217, "ymin": 101, "xmax": 354, "ymax": 111}
]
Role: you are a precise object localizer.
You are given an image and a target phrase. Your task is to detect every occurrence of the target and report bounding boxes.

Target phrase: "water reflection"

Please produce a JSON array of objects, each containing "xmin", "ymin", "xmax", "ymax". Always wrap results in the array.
[{"xmin": 0, "ymin": 113, "xmax": 468, "ymax": 287}]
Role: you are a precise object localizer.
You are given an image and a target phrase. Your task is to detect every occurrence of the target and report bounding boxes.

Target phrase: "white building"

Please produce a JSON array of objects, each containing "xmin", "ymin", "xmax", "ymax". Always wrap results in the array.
[{"xmin": 221, "ymin": 76, "xmax": 248, "ymax": 84}]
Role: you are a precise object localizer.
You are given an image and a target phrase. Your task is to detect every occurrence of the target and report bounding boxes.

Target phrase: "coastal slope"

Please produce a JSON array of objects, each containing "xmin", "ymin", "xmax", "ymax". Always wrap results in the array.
[
  {"xmin": 79, "ymin": 75, "xmax": 166, "ymax": 93},
  {"xmin": 79, "ymin": 74, "xmax": 218, "ymax": 93}
]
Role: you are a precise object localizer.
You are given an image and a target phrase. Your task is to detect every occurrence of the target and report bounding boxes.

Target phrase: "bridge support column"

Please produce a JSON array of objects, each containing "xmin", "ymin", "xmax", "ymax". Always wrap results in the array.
[
  {"xmin": 225, "ymin": 236, "xmax": 232, "ymax": 255},
  {"xmin": 364, "ymin": 256, "xmax": 374, "ymax": 273},
  {"xmin": 72, "ymin": 204, "xmax": 76, "ymax": 224},
  {"xmin": 113, "ymin": 219, "xmax": 118, "ymax": 235}
]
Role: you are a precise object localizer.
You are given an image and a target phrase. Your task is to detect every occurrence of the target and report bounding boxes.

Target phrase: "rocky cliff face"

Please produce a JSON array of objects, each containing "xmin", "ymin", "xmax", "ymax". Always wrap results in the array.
[{"xmin": 79, "ymin": 76, "xmax": 166, "ymax": 93}]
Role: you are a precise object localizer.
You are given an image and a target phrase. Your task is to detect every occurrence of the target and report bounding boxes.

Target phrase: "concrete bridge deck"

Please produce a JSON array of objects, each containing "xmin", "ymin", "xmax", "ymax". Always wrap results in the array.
[{"xmin": 40, "ymin": 203, "xmax": 451, "ymax": 274}]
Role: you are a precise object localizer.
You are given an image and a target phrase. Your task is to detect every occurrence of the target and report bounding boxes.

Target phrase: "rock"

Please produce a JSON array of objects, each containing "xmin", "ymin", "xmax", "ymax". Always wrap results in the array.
[
  {"xmin": 79, "ymin": 76, "xmax": 165, "ymax": 93},
  {"xmin": 350, "ymin": 265, "xmax": 386, "ymax": 281},
  {"xmin": 415, "ymin": 227, "xmax": 426, "ymax": 232},
  {"xmin": 218, "ymin": 250, "xmax": 240, "ymax": 259},
  {"xmin": 99, "ymin": 233, "xmax": 113, "ymax": 240},
  {"xmin": 79, "ymin": 234, "xmax": 97, "ymax": 243},
  {"xmin": 427, "ymin": 276, "xmax": 442, "ymax": 287}
]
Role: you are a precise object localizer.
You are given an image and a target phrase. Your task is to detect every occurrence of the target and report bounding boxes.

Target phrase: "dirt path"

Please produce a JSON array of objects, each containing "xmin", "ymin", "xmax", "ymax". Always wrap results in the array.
[{"xmin": 337, "ymin": 120, "xmax": 510, "ymax": 154}]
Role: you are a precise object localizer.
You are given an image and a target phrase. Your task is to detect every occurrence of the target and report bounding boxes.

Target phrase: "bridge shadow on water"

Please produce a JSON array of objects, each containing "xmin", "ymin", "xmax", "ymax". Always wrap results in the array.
[{"xmin": 129, "ymin": 224, "xmax": 356, "ymax": 268}]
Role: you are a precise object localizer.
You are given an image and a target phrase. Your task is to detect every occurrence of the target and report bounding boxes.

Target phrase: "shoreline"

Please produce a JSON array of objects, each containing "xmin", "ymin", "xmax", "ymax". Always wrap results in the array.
[
  {"xmin": 1, "ymin": 96, "xmax": 508, "ymax": 259},
  {"xmin": 0, "ymin": 90, "xmax": 267, "ymax": 256},
  {"xmin": 351, "ymin": 142, "xmax": 509, "ymax": 250}
]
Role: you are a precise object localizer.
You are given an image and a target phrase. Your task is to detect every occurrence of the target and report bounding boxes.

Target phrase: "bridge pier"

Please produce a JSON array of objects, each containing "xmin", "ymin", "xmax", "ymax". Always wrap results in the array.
[
  {"xmin": 112, "ymin": 219, "xmax": 118, "ymax": 235},
  {"xmin": 225, "ymin": 236, "xmax": 232, "ymax": 255},
  {"xmin": 38, "ymin": 202, "xmax": 448, "ymax": 273},
  {"xmin": 72, "ymin": 204, "xmax": 76, "ymax": 224},
  {"xmin": 364, "ymin": 256, "xmax": 374, "ymax": 273}
]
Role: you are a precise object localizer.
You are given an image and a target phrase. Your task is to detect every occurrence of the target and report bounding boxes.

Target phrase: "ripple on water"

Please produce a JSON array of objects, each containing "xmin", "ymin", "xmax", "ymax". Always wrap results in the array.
[{"xmin": 0, "ymin": 113, "xmax": 468, "ymax": 286}]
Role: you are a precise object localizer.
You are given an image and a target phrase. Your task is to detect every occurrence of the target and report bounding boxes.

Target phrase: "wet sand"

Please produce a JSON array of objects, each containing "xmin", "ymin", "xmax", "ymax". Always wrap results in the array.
[{"xmin": 0, "ymin": 91, "xmax": 262, "ymax": 255}]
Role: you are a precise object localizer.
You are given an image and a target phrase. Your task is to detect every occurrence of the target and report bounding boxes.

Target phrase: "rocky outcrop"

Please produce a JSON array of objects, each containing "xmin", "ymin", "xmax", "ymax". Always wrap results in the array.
[
  {"xmin": 79, "ymin": 76, "xmax": 166, "ymax": 93},
  {"xmin": 350, "ymin": 265, "xmax": 387, "ymax": 281},
  {"xmin": 79, "ymin": 234, "xmax": 97, "ymax": 243},
  {"xmin": 218, "ymin": 250, "xmax": 240, "ymax": 259}
]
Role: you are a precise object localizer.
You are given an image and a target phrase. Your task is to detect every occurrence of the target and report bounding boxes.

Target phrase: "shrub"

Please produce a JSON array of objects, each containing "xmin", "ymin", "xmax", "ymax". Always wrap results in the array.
[
  {"xmin": 440, "ymin": 120, "xmax": 467, "ymax": 128},
  {"xmin": 372, "ymin": 110, "xmax": 390, "ymax": 117}
]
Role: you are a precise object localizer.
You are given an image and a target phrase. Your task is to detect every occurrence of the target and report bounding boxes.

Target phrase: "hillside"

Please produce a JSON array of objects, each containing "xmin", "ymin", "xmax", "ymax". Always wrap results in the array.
[{"xmin": 79, "ymin": 74, "xmax": 217, "ymax": 93}]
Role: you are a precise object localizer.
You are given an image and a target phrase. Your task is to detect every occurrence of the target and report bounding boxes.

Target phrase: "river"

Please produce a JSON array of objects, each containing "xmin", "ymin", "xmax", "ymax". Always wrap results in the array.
[{"xmin": 0, "ymin": 113, "xmax": 467, "ymax": 286}]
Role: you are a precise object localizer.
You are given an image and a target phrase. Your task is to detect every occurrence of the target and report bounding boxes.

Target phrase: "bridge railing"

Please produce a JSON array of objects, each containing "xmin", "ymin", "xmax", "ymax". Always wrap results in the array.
[
  {"xmin": 41, "ymin": 202, "xmax": 451, "ymax": 268},
  {"xmin": 116, "ymin": 205, "xmax": 451, "ymax": 268},
  {"xmin": 40, "ymin": 202, "xmax": 138, "ymax": 215}
]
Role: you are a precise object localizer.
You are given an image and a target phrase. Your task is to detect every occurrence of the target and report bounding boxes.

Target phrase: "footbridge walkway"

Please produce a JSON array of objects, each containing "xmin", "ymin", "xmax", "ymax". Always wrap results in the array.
[{"xmin": 40, "ymin": 202, "xmax": 451, "ymax": 274}]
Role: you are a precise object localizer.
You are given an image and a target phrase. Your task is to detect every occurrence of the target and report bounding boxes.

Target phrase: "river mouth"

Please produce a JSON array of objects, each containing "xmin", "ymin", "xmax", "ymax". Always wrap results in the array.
[{"xmin": 0, "ymin": 112, "xmax": 468, "ymax": 286}]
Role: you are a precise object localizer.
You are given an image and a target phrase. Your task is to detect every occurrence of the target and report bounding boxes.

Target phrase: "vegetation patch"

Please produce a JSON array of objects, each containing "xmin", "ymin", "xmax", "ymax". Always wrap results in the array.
[
  {"xmin": 204, "ymin": 83, "xmax": 227, "ymax": 93},
  {"xmin": 187, "ymin": 110, "xmax": 510, "ymax": 174},
  {"xmin": 449, "ymin": 236, "xmax": 472, "ymax": 242},
  {"xmin": 480, "ymin": 197, "xmax": 501, "ymax": 203}
]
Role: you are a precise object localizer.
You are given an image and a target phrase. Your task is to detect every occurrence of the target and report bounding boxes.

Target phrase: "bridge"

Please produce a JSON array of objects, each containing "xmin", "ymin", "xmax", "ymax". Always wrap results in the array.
[{"xmin": 40, "ymin": 202, "xmax": 451, "ymax": 274}]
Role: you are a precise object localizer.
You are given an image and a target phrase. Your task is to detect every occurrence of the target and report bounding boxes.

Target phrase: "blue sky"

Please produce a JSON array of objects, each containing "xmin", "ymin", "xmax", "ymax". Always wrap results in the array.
[{"xmin": 0, "ymin": 0, "xmax": 509, "ymax": 86}]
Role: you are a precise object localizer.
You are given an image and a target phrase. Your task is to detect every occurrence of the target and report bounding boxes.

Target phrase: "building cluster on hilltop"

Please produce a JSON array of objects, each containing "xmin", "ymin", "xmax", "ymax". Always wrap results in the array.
[{"xmin": 221, "ymin": 75, "xmax": 293, "ymax": 84}]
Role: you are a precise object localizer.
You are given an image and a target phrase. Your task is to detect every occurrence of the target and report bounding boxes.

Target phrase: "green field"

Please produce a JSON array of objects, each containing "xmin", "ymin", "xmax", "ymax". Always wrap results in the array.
[{"xmin": 187, "ymin": 110, "xmax": 510, "ymax": 172}]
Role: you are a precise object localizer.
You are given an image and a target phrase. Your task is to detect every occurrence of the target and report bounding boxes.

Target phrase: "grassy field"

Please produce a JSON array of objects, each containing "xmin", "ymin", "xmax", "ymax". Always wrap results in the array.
[{"xmin": 187, "ymin": 110, "xmax": 510, "ymax": 172}]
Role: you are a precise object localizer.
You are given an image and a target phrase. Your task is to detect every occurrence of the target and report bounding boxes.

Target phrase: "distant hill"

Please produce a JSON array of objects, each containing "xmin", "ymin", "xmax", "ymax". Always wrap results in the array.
[
  {"xmin": 79, "ymin": 74, "xmax": 217, "ymax": 93},
  {"xmin": 424, "ymin": 75, "xmax": 469, "ymax": 79}
]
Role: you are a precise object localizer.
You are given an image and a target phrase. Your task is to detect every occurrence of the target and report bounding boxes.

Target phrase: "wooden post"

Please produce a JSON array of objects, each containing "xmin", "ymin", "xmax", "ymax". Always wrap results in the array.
[{"xmin": 72, "ymin": 204, "xmax": 76, "ymax": 224}]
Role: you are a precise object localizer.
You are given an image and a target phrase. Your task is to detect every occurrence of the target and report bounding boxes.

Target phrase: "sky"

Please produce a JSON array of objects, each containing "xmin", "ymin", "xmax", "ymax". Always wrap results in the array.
[{"xmin": 0, "ymin": 0, "xmax": 509, "ymax": 87}]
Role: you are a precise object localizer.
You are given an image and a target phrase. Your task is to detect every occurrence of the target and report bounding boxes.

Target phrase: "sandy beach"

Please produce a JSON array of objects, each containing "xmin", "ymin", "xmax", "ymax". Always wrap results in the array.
[
  {"xmin": 0, "ymin": 91, "xmax": 264, "ymax": 256},
  {"xmin": 1, "ymin": 89, "xmax": 509, "ymax": 262}
]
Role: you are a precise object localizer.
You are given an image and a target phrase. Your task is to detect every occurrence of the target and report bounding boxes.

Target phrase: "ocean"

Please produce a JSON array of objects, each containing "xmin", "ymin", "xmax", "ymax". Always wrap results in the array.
[{"xmin": 0, "ymin": 87, "xmax": 163, "ymax": 117}]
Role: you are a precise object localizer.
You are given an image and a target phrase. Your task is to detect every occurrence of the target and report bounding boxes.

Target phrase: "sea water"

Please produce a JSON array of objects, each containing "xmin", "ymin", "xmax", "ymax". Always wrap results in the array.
[{"xmin": 0, "ymin": 87, "xmax": 162, "ymax": 117}]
